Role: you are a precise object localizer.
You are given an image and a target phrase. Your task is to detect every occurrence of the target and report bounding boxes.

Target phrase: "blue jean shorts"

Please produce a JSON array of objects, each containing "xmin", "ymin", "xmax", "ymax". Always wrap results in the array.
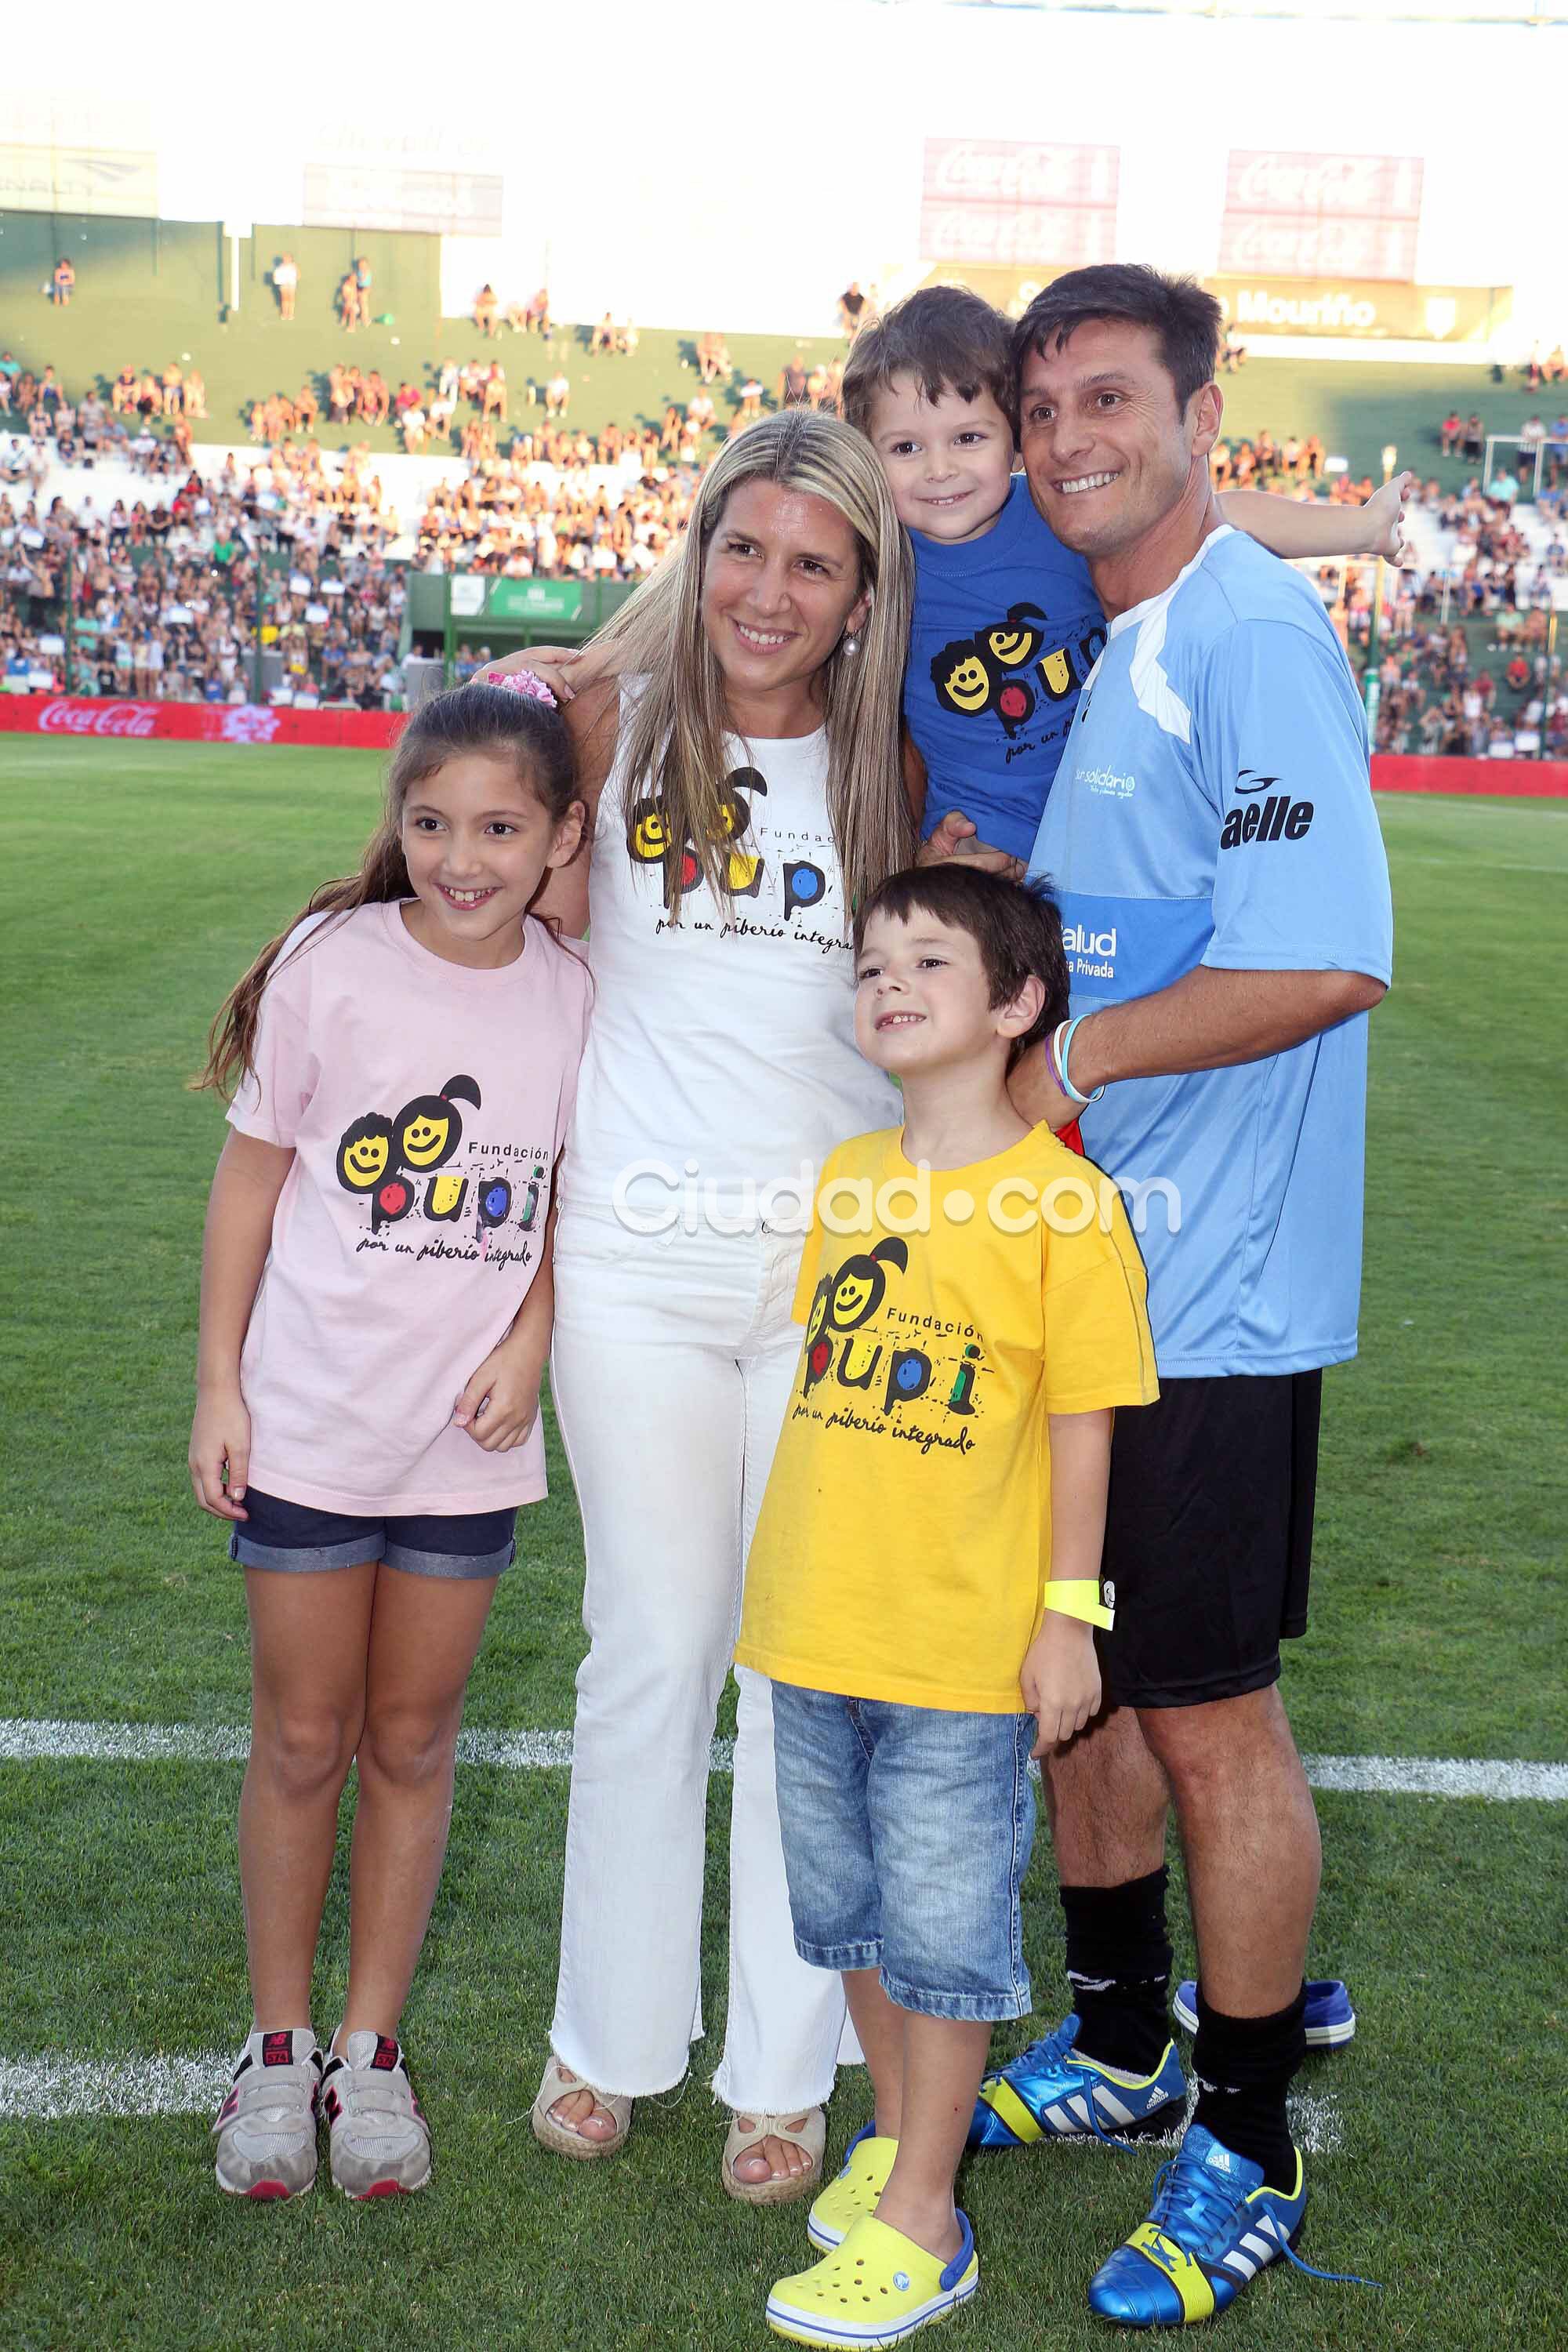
[
  {"xmin": 229, "ymin": 1486, "xmax": 516, "ymax": 1579},
  {"xmin": 770, "ymin": 1682, "xmax": 1036, "ymax": 2023}
]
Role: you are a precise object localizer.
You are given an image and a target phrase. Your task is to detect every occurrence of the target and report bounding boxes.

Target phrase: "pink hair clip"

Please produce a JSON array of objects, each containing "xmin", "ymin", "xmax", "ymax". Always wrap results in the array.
[{"xmin": 483, "ymin": 666, "xmax": 557, "ymax": 708}]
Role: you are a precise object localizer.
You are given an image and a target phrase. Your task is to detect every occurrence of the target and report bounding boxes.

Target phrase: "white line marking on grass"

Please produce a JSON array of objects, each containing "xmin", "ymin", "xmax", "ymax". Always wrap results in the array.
[
  {"xmin": 0, "ymin": 1719, "xmax": 252, "ymax": 1764},
  {"xmin": 1396, "ymin": 855, "xmax": 1568, "ymax": 873},
  {"xmin": 0, "ymin": 2052, "xmax": 230, "ymax": 2120},
  {"xmin": 2, "ymin": 1721, "xmax": 1563, "ymax": 1799},
  {"xmin": 456, "ymin": 1727, "xmax": 576, "ymax": 1768},
  {"xmin": 0, "ymin": 2053, "xmax": 1343, "ymax": 2149},
  {"xmin": 1136, "ymin": 2089, "xmax": 1341, "ymax": 2158},
  {"xmin": 1301, "ymin": 1752, "xmax": 1568, "ymax": 1800}
]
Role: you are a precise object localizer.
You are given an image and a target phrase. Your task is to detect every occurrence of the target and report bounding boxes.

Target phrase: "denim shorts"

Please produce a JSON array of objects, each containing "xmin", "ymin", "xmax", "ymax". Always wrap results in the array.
[
  {"xmin": 228, "ymin": 1485, "xmax": 516, "ymax": 1579},
  {"xmin": 770, "ymin": 1682, "xmax": 1036, "ymax": 2023}
]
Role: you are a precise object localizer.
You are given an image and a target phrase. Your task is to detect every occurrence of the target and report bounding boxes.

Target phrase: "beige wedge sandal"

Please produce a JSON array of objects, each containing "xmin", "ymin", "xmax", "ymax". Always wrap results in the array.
[
  {"xmin": 530, "ymin": 2055, "xmax": 632, "ymax": 2161},
  {"xmin": 721, "ymin": 2105, "xmax": 826, "ymax": 2206}
]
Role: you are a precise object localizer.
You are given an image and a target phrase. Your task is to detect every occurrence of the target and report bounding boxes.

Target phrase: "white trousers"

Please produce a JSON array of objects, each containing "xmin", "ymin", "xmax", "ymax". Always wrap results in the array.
[{"xmin": 547, "ymin": 1206, "xmax": 857, "ymax": 2111}]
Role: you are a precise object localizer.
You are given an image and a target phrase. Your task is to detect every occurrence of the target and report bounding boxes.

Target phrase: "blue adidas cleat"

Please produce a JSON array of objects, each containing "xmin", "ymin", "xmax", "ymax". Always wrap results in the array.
[
  {"xmin": 1087, "ymin": 2124, "xmax": 1376, "ymax": 2325},
  {"xmin": 1171, "ymin": 1976, "xmax": 1356, "ymax": 2049},
  {"xmin": 968, "ymin": 2013, "xmax": 1185, "ymax": 2152}
]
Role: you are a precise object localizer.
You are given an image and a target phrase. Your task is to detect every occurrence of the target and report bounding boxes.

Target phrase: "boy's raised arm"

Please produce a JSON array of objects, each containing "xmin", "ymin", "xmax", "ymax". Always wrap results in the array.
[{"xmin": 1218, "ymin": 471, "xmax": 1416, "ymax": 567}]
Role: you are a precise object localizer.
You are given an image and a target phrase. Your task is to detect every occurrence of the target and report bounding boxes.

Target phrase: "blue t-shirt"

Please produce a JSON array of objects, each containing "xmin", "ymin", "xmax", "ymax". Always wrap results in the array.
[
  {"xmin": 906, "ymin": 477, "xmax": 1108, "ymax": 862},
  {"xmin": 1029, "ymin": 528, "xmax": 1394, "ymax": 1381}
]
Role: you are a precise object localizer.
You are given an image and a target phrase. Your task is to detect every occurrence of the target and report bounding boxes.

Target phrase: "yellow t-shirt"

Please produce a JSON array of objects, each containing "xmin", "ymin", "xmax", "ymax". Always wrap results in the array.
[{"xmin": 737, "ymin": 1123, "xmax": 1159, "ymax": 1713}]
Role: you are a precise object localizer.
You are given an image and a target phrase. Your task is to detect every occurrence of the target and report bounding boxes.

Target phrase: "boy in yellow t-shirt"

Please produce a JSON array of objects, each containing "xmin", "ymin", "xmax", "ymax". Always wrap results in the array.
[{"xmin": 738, "ymin": 863, "xmax": 1157, "ymax": 2348}]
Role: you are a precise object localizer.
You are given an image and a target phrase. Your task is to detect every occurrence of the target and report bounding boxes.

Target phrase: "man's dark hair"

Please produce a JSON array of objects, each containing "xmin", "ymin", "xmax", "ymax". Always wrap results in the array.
[
  {"xmin": 853, "ymin": 863, "xmax": 1069, "ymax": 1065},
  {"xmin": 841, "ymin": 286, "xmax": 1017, "ymax": 439},
  {"xmin": 1012, "ymin": 264, "xmax": 1222, "ymax": 414}
]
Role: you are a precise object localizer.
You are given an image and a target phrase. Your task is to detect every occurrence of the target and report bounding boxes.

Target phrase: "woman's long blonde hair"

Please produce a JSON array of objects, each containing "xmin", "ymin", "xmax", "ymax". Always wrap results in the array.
[{"xmin": 593, "ymin": 408, "xmax": 915, "ymax": 920}]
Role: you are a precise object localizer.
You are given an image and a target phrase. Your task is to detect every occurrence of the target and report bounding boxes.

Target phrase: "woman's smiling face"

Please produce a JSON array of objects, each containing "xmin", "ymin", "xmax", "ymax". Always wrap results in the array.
[{"xmin": 699, "ymin": 477, "xmax": 870, "ymax": 731}]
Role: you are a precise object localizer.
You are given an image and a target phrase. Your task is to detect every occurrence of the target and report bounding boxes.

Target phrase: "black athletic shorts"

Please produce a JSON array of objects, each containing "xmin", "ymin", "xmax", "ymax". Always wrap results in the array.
[{"xmin": 1095, "ymin": 1371, "xmax": 1322, "ymax": 1710}]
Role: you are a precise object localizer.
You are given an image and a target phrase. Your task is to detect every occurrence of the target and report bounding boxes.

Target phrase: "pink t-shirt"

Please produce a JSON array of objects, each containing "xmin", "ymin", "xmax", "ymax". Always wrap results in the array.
[{"xmin": 228, "ymin": 900, "xmax": 591, "ymax": 1515}]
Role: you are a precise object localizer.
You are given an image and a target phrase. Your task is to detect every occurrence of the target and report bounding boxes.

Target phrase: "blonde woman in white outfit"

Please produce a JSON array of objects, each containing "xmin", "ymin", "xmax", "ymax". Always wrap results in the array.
[{"xmin": 488, "ymin": 411, "xmax": 916, "ymax": 2201}]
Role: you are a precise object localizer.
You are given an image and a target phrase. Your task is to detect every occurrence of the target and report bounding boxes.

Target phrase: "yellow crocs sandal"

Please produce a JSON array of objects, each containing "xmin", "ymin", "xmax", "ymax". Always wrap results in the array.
[
  {"xmin": 808, "ymin": 2122, "xmax": 899, "ymax": 2250},
  {"xmin": 767, "ymin": 2210, "xmax": 979, "ymax": 2347}
]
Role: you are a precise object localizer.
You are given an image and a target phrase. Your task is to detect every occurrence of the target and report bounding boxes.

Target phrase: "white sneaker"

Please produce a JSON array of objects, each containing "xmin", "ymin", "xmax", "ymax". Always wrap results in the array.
[
  {"xmin": 212, "ymin": 2027, "xmax": 322, "ymax": 2199},
  {"xmin": 321, "ymin": 2030, "xmax": 433, "ymax": 2198}
]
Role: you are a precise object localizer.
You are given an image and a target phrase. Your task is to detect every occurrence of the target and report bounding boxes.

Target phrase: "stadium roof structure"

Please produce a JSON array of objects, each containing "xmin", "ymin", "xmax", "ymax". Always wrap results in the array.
[{"xmin": 896, "ymin": 0, "xmax": 1565, "ymax": 23}]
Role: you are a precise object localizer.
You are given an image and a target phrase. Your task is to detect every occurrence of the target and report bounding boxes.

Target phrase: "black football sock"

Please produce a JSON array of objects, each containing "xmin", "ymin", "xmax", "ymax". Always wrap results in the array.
[
  {"xmin": 1058, "ymin": 1867, "xmax": 1173, "ymax": 2076},
  {"xmin": 1191, "ymin": 1983, "xmax": 1307, "ymax": 2192}
]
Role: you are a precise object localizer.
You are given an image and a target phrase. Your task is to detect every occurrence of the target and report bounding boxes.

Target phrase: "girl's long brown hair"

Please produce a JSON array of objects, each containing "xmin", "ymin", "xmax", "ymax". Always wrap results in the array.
[{"xmin": 198, "ymin": 683, "xmax": 577, "ymax": 1098}]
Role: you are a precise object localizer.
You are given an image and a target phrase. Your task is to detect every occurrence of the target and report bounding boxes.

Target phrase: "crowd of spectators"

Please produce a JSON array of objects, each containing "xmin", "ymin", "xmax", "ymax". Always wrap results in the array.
[
  {"xmin": 1523, "ymin": 343, "xmax": 1568, "ymax": 390},
  {"xmin": 0, "ymin": 352, "xmax": 209, "ymax": 469},
  {"xmin": 1, "ymin": 438, "xmax": 406, "ymax": 707},
  {"xmin": 7, "ymin": 331, "xmax": 1568, "ymax": 738},
  {"xmin": 238, "ymin": 342, "xmax": 846, "ymax": 462},
  {"xmin": 1330, "ymin": 479, "xmax": 1568, "ymax": 756},
  {"xmin": 1211, "ymin": 427, "xmax": 1328, "ymax": 488},
  {"xmin": 1365, "ymin": 622, "xmax": 1566, "ymax": 757},
  {"xmin": 412, "ymin": 446, "xmax": 691, "ymax": 581},
  {"xmin": 13, "ymin": 307, "xmax": 847, "ymax": 477},
  {"xmin": 1437, "ymin": 406, "xmax": 1568, "ymax": 497},
  {"xmin": 470, "ymin": 285, "xmax": 552, "ymax": 339}
]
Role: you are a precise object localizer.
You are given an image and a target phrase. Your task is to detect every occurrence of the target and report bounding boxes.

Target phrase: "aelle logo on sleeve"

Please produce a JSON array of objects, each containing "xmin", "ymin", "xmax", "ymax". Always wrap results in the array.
[{"xmin": 1219, "ymin": 768, "xmax": 1314, "ymax": 850}]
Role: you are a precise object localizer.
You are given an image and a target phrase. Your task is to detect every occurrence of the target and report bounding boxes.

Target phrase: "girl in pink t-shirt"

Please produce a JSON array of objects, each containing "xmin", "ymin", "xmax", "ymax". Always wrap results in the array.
[{"xmin": 191, "ymin": 681, "xmax": 590, "ymax": 2202}]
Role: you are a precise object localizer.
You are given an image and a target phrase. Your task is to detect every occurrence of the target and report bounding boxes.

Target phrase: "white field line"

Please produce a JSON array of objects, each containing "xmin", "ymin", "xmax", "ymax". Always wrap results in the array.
[
  {"xmin": 0, "ymin": 2052, "xmax": 1342, "ymax": 2151},
  {"xmin": 0, "ymin": 2053, "xmax": 232, "ymax": 2121},
  {"xmin": 2, "ymin": 1719, "xmax": 1564, "ymax": 1799}
]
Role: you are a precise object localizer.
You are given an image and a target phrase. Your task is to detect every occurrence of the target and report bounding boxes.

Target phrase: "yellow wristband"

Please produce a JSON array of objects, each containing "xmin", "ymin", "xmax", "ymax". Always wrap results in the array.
[{"xmin": 1041, "ymin": 1578, "xmax": 1115, "ymax": 1632}]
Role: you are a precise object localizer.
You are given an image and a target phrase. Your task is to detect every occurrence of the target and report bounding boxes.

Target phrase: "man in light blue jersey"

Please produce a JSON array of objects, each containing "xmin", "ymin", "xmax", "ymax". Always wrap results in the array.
[{"xmin": 985, "ymin": 266, "xmax": 1391, "ymax": 2326}]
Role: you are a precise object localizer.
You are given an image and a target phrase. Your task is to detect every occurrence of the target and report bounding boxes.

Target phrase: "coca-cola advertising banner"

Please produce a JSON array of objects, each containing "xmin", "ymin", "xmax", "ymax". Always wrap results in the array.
[
  {"xmin": 8, "ymin": 698, "xmax": 1562, "ymax": 799},
  {"xmin": 0, "ymin": 696, "xmax": 403, "ymax": 748},
  {"xmin": 920, "ymin": 140, "xmax": 1119, "ymax": 270},
  {"xmin": 1225, "ymin": 151, "xmax": 1425, "ymax": 220},
  {"xmin": 1220, "ymin": 151, "xmax": 1423, "ymax": 283}
]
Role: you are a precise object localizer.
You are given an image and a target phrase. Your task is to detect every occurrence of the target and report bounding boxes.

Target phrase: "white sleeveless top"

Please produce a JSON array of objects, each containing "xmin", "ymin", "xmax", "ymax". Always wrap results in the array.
[{"xmin": 566, "ymin": 700, "xmax": 899, "ymax": 1221}]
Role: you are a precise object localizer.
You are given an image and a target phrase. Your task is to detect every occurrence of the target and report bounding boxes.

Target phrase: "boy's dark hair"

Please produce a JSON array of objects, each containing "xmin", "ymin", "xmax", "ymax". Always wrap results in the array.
[
  {"xmin": 853, "ymin": 863, "xmax": 1069, "ymax": 1067},
  {"xmin": 841, "ymin": 285, "xmax": 1017, "ymax": 440},
  {"xmin": 1012, "ymin": 264, "xmax": 1222, "ymax": 415}
]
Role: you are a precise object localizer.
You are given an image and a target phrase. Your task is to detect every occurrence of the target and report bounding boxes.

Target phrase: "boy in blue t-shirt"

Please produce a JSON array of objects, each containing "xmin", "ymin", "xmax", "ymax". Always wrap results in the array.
[{"xmin": 840, "ymin": 285, "xmax": 1414, "ymax": 865}]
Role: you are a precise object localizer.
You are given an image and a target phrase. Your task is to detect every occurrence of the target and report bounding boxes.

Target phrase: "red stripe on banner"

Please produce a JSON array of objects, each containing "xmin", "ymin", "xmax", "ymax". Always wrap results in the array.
[
  {"xmin": 5, "ymin": 702, "xmax": 1564, "ymax": 797},
  {"xmin": 1372, "ymin": 754, "xmax": 1568, "ymax": 798},
  {"xmin": 0, "ymin": 695, "xmax": 404, "ymax": 748}
]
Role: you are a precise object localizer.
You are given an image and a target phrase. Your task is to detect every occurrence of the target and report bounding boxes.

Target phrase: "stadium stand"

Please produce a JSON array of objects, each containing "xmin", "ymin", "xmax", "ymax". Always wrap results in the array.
[
  {"xmin": 3, "ymin": 209, "xmax": 1559, "ymax": 474},
  {"xmin": 2, "ymin": 210, "xmax": 1563, "ymax": 730}
]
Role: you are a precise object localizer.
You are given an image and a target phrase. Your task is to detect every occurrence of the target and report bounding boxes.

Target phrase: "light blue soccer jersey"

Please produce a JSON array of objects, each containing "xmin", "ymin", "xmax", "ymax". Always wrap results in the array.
[{"xmin": 1029, "ymin": 528, "xmax": 1393, "ymax": 1379}]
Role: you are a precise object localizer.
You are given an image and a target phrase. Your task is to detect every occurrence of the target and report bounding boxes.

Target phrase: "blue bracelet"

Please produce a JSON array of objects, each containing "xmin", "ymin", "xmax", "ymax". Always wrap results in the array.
[{"xmin": 1058, "ymin": 1016, "xmax": 1106, "ymax": 1105}]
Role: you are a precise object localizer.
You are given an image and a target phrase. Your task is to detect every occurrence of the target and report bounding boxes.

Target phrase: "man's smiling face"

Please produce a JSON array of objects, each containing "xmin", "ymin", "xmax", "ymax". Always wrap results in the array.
[{"xmin": 1018, "ymin": 317, "xmax": 1219, "ymax": 562}]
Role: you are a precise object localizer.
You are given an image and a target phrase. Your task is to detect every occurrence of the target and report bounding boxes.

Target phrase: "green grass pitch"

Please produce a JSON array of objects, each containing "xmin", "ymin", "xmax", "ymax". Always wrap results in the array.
[{"xmin": 1, "ymin": 742, "xmax": 1564, "ymax": 2349}]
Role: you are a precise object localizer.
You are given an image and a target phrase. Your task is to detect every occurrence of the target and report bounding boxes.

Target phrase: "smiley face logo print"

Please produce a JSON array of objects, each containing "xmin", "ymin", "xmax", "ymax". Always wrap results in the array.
[
  {"xmin": 628, "ymin": 766, "xmax": 769, "ymax": 909},
  {"xmin": 336, "ymin": 1073, "xmax": 481, "ymax": 1232},
  {"xmin": 931, "ymin": 603, "xmax": 1107, "ymax": 744},
  {"xmin": 800, "ymin": 1233, "xmax": 989, "ymax": 1443}
]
